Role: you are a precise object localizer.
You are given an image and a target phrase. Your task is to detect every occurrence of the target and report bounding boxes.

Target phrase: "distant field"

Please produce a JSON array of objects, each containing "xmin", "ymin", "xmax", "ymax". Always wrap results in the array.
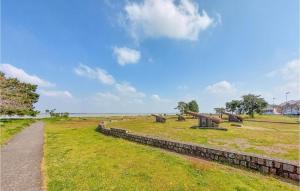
[
  {"xmin": 107, "ymin": 115, "xmax": 300, "ymax": 161},
  {"xmin": 44, "ymin": 118, "xmax": 298, "ymax": 191},
  {"xmin": 0, "ymin": 118, "xmax": 35, "ymax": 145}
]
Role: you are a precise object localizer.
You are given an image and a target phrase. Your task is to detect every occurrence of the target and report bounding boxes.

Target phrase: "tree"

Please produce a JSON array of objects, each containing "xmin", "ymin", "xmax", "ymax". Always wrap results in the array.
[
  {"xmin": 241, "ymin": 94, "xmax": 268, "ymax": 118},
  {"xmin": 188, "ymin": 100, "xmax": 199, "ymax": 113},
  {"xmin": 214, "ymin": 107, "xmax": 225, "ymax": 114},
  {"xmin": 0, "ymin": 72, "xmax": 39, "ymax": 116},
  {"xmin": 225, "ymin": 100, "xmax": 242, "ymax": 114},
  {"xmin": 174, "ymin": 101, "xmax": 188, "ymax": 115}
]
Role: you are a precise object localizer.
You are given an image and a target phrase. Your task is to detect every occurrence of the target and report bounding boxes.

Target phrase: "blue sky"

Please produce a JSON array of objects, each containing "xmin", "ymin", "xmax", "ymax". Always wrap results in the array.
[{"xmin": 1, "ymin": 0, "xmax": 299, "ymax": 113}]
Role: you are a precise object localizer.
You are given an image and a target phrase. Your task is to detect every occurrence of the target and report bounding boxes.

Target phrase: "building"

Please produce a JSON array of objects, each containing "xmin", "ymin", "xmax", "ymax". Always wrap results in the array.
[
  {"xmin": 263, "ymin": 105, "xmax": 280, "ymax": 115},
  {"xmin": 278, "ymin": 100, "xmax": 300, "ymax": 115},
  {"xmin": 263, "ymin": 100, "xmax": 300, "ymax": 115}
]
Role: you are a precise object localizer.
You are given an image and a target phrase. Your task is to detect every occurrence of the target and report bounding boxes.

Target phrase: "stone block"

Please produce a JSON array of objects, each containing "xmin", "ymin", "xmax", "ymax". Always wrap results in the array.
[
  {"xmin": 251, "ymin": 157, "xmax": 258, "ymax": 163},
  {"xmin": 246, "ymin": 156, "xmax": 251, "ymax": 162},
  {"xmin": 261, "ymin": 166, "xmax": 269, "ymax": 174},
  {"xmin": 274, "ymin": 161, "xmax": 281, "ymax": 169},
  {"xmin": 257, "ymin": 158, "xmax": 264, "ymax": 165},
  {"xmin": 283, "ymin": 164, "xmax": 295, "ymax": 173},
  {"xmin": 240, "ymin": 161, "xmax": 247, "ymax": 167},
  {"xmin": 250, "ymin": 162, "xmax": 258, "ymax": 169},
  {"xmin": 228, "ymin": 153, "xmax": 235, "ymax": 159},
  {"xmin": 265, "ymin": 160, "xmax": 273, "ymax": 167},
  {"xmin": 297, "ymin": 167, "xmax": 300, "ymax": 174},
  {"xmin": 234, "ymin": 159, "xmax": 240, "ymax": 165},
  {"xmin": 239, "ymin": 155, "xmax": 246, "ymax": 160},
  {"xmin": 270, "ymin": 168, "xmax": 277, "ymax": 175},
  {"xmin": 289, "ymin": 173, "xmax": 300, "ymax": 181},
  {"xmin": 283, "ymin": 172, "xmax": 289, "ymax": 178}
]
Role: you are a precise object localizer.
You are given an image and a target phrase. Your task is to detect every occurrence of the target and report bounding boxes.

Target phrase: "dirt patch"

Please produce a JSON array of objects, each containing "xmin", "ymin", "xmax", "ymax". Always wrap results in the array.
[
  {"xmin": 255, "ymin": 144, "xmax": 299, "ymax": 155},
  {"xmin": 241, "ymin": 126, "xmax": 272, "ymax": 131},
  {"xmin": 209, "ymin": 138, "xmax": 250, "ymax": 150}
]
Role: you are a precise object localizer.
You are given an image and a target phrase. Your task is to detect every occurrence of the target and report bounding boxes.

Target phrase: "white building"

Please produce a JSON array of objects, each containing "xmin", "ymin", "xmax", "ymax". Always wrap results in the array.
[
  {"xmin": 263, "ymin": 105, "xmax": 280, "ymax": 115},
  {"xmin": 277, "ymin": 100, "xmax": 300, "ymax": 115}
]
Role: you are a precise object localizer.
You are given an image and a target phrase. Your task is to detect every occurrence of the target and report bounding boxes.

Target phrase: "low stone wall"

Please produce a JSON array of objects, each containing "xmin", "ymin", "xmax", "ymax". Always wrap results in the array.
[{"xmin": 97, "ymin": 124, "xmax": 300, "ymax": 182}]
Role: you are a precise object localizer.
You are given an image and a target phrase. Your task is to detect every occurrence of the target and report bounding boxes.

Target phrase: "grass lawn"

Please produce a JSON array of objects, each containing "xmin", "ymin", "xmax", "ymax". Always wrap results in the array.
[
  {"xmin": 0, "ymin": 118, "xmax": 35, "ymax": 145},
  {"xmin": 107, "ymin": 115, "xmax": 300, "ymax": 161},
  {"xmin": 44, "ymin": 118, "xmax": 298, "ymax": 191},
  {"xmin": 242, "ymin": 115, "xmax": 299, "ymax": 123}
]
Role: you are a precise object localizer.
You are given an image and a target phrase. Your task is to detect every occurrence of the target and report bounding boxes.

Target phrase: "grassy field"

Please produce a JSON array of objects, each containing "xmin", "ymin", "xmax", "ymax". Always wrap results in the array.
[
  {"xmin": 242, "ymin": 115, "xmax": 299, "ymax": 123},
  {"xmin": 44, "ymin": 117, "xmax": 298, "ymax": 191},
  {"xmin": 107, "ymin": 115, "xmax": 300, "ymax": 161},
  {"xmin": 0, "ymin": 118, "xmax": 35, "ymax": 145}
]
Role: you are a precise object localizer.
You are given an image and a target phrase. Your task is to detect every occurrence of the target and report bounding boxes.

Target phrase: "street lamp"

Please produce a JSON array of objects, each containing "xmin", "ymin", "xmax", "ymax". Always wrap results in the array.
[{"xmin": 285, "ymin": 92, "xmax": 290, "ymax": 103}]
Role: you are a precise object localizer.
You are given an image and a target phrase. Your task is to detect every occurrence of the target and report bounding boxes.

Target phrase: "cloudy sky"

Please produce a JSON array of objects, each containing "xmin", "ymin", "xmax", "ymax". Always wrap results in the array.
[{"xmin": 1, "ymin": 0, "xmax": 299, "ymax": 113}]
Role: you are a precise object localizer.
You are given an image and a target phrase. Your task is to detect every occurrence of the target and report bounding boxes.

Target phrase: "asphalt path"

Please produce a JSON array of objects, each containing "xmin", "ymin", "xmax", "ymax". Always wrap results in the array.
[{"xmin": 1, "ymin": 122, "xmax": 44, "ymax": 191}]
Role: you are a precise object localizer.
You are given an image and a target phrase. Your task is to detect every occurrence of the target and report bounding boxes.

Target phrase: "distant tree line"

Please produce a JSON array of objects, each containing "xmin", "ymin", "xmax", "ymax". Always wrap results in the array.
[
  {"xmin": 45, "ymin": 109, "xmax": 69, "ymax": 118},
  {"xmin": 0, "ymin": 72, "xmax": 39, "ymax": 116}
]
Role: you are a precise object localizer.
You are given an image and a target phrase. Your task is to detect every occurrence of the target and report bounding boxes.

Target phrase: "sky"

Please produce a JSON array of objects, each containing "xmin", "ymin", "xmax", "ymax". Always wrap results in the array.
[{"xmin": 1, "ymin": 0, "xmax": 299, "ymax": 113}]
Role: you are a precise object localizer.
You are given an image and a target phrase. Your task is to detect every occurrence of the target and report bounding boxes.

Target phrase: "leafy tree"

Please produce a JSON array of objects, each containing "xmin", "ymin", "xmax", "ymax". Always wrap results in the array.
[
  {"xmin": 214, "ymin": 107, "xmax": 225, "ymax": 114},
  {"xmin": 241, "ymin": 94, "xmax": 268, "ymax": 118},
  {"xmin": 225, "ymin": 100, "xmax": 242, "ymax": 114},
  {"xmin": 0, "ymin": 72, "xmax": 39, "ymax": 116},
  {"xmin": 188, "ymin": 100, "xmax": 199, "ymax": 113},
  {"xmin": 174, "ymin": 101, "xmax": 188, "ymax": 115}
]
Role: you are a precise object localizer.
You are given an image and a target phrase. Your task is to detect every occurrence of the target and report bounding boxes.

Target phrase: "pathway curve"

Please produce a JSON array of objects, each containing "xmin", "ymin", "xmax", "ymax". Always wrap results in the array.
[{"xmin": 1, "ymin": 121, "xmax": 44, "ymax": 191}]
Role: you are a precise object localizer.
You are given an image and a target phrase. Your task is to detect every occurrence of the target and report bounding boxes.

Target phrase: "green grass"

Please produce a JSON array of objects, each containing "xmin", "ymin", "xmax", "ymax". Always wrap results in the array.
[
  {"xmin": 0, "ymin": 118, "xmax": 35, "ymax": 145},
  {"xmin": 107, "ymin": 115, "xmax": 300, "ymax": 161},
  {"xmin": 242, "ymin": 114, "xmax": 300, "ymax": 123},
  {"xmin": 44, "ymin": 118, "xmax": 298, "ymax": 191}
]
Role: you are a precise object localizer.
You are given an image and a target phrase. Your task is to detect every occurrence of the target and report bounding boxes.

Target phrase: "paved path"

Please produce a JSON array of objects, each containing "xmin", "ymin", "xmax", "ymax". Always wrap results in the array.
[{"xmin": 1, "ymin": 122, "xmax": 44, "ymax": 191}]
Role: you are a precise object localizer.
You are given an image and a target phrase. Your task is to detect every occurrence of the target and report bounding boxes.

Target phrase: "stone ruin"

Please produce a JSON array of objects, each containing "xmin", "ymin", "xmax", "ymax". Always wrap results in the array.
[
  {"xmin": 186, "ymin": 111, "xmax": 226, "ymax": 130},
  {"xmin": 151, "ymin": 114, "xmax": 166, "ymax": 123},
  {"xmin": 222, "ymin": 112, "xmax": 243, "ymax": 123}
]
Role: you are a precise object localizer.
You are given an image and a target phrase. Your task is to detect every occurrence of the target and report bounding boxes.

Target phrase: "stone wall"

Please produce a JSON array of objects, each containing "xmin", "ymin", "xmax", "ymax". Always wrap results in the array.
[{"xmin": 97, "ymin": 124, "xmax": 300, "ymax": 182}]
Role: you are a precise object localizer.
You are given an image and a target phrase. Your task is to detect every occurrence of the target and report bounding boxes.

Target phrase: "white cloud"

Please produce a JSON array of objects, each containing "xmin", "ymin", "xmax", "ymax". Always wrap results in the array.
[
  {"xmin": 94, "ymin": 92, "xmax": 120, "ymax": 102},
  {"xmin": 206, "ymin": 81, "xmax": 236, "ymax": 94},
  {"xmin": 113, "ymin": 47, "xmax": 141, "ymax": 66},
  {"xmin": 0, "ymin": 63, "xmax": 55, "ymax": 87},
  {"xmin": 124, "ymin": 0, "xmax": 214, "ymax": 41},
  {"xmin": 39, "ymin": 89, "xmax": 73, "ymax": 98},
  {"xmin": 151, "ymin": 94, "xmax": 172, "ymax": 103},
  {"xmin": 268, "ymin": 58, "xmax": 300, "ymax": 94},
  {"xmin": 151, "ymin": 94, "xmax": 161, "ymax": 101},
  {"xmin": 273, "ymin": 59, "xmax": 299, "ymax": 80},
  {"xmin": 74, "ymin": 64, "xmax": 115, "ymax": 85},
  {"xmin": 115, "ymin": 82, "xmax": 146, "ymax": 98},
  {"xmin": 74, "ymin": 64, "xmax": 146, "ymax": 100}
]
